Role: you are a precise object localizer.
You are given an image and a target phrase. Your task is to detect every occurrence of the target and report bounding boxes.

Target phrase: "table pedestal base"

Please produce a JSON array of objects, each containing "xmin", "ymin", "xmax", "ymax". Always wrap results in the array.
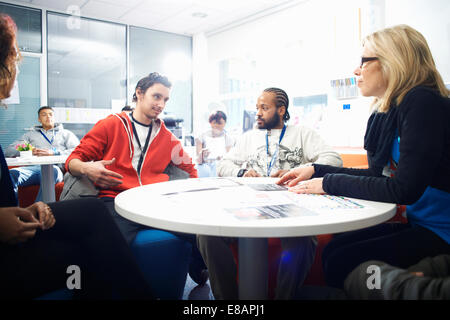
[
  {"xmin": 41, "ymin": 164, "xmax": 56, "ymax": 203},
  {"xmin": 238, "ymin": 238, "xmax": 268, "ymax": 300}
]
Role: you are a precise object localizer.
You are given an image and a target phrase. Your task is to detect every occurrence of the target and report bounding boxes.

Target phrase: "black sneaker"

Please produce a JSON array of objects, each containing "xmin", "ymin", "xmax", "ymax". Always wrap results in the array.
[{"xmin": 189, "ymin": 268, "xmax": 209, "ymax": 287}]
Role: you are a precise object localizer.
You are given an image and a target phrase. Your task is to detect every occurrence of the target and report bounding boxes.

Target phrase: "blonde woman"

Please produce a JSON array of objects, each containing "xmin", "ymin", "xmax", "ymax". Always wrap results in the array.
[{"xmin": 278, "ymin": 25, "xmax": 450, "ymax": 289}]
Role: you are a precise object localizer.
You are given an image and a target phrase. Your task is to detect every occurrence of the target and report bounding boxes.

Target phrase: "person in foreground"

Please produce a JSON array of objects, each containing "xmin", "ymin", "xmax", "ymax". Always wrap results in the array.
[
  {"xmin": 198, "ymin": 87, "xmax": 342, "ymax": 300},
  {"xmin": 0, "ymin": 14, "xmax": 153, "ymax": 300},
  {"xmin": 277, "ymin": 24, "xmax": 450, "ymax": 290}
]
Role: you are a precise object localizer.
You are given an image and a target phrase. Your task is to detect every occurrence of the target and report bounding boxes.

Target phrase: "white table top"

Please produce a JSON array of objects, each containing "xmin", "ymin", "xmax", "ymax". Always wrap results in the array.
[
  {"xmin": 6, "ymin": 155, "xmax": 68, "ymax": 167},
  {"xmin": 115, "ymin": 177, "xmax": 396, "ymax": 238}
]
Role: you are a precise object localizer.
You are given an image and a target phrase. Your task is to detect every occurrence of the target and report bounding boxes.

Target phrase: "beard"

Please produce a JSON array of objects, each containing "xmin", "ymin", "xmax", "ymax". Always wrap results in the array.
[{"xmin": 257, "ymin": 112, "xmax": 281, "ymax": 130}]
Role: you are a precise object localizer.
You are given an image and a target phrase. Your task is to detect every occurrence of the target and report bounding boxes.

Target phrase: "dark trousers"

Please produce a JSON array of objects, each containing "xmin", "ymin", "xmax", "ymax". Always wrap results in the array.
[
  {"xmin": 322, "ymin": 222, "xmax": 450, "ymax": 289},
  {"xmin": 100, "ymin": 197, "xmax": 206, "ymax": 272},
  {"xmin": 0, "ymin": 198, "xmax": 154, "ymax": 299}
]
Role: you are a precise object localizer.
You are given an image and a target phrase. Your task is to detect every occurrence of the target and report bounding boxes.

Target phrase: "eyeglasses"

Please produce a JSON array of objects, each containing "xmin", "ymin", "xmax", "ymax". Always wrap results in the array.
[{"xmin": 360, "ymin": 57, "xmax": 379, "ymax": 68}]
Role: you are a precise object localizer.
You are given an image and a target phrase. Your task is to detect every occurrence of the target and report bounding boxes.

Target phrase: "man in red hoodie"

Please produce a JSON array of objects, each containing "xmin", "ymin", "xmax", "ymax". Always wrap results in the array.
[{"xmin": 66, "ymin": 73, "xmax": 207, "ymax": 285}]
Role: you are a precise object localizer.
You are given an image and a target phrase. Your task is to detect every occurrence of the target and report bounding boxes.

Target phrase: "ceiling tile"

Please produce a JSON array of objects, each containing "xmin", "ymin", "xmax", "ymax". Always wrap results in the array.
[
  {"xmin": 30, "ymin": 0, "xmax": 86, "ymax": 12},
  {"xmin": 81, "ymin": 0, "xmax": 130, "ymax": 20},
  {"xmin": 18, "ymin": 0, "xmax": 305, "ymax": 35},
  {"xmin": 90, "ymin": 0, "xmax": 143, "ymax": 7},
  {"xmin": 119, "ymin": 8, "xmax": 172, "ymax": 27}
]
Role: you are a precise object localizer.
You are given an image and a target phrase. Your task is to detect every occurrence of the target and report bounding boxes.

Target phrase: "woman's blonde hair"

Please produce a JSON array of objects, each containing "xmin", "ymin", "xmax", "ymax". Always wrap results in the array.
[{"xmin": 363, "ymin": 24, "xmax": 449, "ymax": 112}]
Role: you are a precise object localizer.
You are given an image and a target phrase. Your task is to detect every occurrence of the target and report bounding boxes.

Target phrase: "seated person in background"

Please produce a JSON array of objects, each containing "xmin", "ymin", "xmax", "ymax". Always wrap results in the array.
[
  {"xmin": 195, "ymin": 110, "xmax": 234, "ymax": 177},
  {"xmin": 197, "ymin": 87, "xmax": 342, "ymax": 299},
  {"xmin": 5, "ymin": 106, "xmax": 79, "ymax": 202},
  {"xmin": 0, "ymin": 13, "xmax": 153, "ymax": 300},
  {"xmin": 277, "ymin": 24, "xmax": 450, "ymax": 290},
  {"xmin": 66, "ymin": 72, "xmax": 208, "ymax": 286}
]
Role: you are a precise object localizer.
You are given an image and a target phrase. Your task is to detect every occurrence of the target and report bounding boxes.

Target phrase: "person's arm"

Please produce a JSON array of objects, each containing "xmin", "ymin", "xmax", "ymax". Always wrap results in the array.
[
  {"xmin": 312, "ymin": 163, "xmax": 383, "ymax": 178},
  {"xmin": 170, "ymin": 139, "xmax": 198, "ymax": 178},
  {"xmin": 216, "ymin": 133, "xmax": 249, "ymax": 177},
  {"xmin": 57, "ymin": 130, "xmax": 80, "ymax": 156},
  {"xmin": 225, "ymin": 133, "xmax": 235, "ymax": 153},
  {"xmin": 67, "ymin": 158, "xmax": 123, "ymax": 189},
  {"xmin": 65, "ymin": 118, "xmax": 123, "ymax": 189},
  {"xmin": 300, "ymin": 127, "xmax": 343, "ymax": 167},
  {"xmin": 323, "ymin": 90, "xmax": 445, "ymax": 204},
  {"xmin": 195, "ymin": 137, "xmax": 205, "ymax": 164}
]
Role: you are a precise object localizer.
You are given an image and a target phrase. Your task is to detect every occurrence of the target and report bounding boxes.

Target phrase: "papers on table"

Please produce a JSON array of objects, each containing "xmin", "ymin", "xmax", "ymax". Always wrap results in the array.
[
  {"xmin": 159, "ymin": 179, "xmax": 371, "ymax": 221},
  {"xmin": 225, "ymin": 203, "xmax": 317, "ymax": 221}
]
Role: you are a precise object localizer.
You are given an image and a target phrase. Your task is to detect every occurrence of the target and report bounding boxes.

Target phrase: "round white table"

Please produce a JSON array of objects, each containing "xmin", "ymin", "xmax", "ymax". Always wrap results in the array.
[
  {"xmin": 115, "ymin": 177, "xmax": 396, "ymax": 299},
  {"xmin": 6, "ymin": 155, "xmax": 68, "ymax": 203}
]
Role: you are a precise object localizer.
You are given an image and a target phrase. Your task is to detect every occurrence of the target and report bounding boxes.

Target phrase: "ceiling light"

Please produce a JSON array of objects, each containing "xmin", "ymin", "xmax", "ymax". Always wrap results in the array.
[{"xmin": 192, "ymin": 12, "xmax": 208, "ymax": 18}]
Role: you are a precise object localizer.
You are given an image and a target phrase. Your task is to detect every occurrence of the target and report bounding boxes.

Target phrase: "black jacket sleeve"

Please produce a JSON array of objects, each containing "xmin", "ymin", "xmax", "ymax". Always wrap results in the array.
[
  {"xmin": 313, "ymin": 163, "xmax": 383, "ymax": 178},
  {"xmin": 322, "ymin": 88, "xmax": 447, "ymax": 204}
]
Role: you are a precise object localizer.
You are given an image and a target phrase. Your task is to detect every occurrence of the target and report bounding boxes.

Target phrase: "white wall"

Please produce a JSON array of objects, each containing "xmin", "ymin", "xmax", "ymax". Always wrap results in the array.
[
  {"xmin": 385, "ymin": 0, "xmax": 450, "ymax": 82},
  {"xmin": 193, "ymin": 0, "xmax": 450, "ymax": 147}
]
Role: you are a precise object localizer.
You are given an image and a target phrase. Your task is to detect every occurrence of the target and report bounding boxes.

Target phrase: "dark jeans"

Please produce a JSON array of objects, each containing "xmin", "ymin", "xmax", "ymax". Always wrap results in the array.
[
  {"xmin": 322, "ymin": 222, "xmax": 450, "ymax": 289},
  {"xmin": 100, "ymin": 197, "xmax": 206, "ymax": 272},
  {"xmin": 0, "ymin": 198, "xmax": 154, "ymax": 299}
]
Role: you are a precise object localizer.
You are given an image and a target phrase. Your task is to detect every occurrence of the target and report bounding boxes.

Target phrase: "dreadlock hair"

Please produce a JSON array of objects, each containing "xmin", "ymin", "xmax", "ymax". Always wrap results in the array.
[
  {"xmin": 263, "ymin": 87, "xmax": 290, "ymax": 122},
  {"xmin": 132, "ymin": 72, "xmax": 172, "ymax": 102}
]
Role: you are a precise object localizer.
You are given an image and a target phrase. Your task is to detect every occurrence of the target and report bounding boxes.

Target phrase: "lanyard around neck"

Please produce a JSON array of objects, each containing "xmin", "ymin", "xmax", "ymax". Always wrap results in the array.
[
  {"xmin": 39, "ymin": 129, "xmax": 54, "ymax": 146},
  {"xmin": 131, "ymin": 112, "xmax": 152, "ymax": 174},
  {"xmin": 266, "ymin": 124, "xmax": 286, "ymax": 176}
]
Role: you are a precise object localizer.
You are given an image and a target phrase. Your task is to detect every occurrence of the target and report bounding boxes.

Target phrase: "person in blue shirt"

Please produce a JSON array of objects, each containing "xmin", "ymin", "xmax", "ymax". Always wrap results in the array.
[{"xmin": 277, "ymin": 24, "xmax": 450, "ymax": 290}]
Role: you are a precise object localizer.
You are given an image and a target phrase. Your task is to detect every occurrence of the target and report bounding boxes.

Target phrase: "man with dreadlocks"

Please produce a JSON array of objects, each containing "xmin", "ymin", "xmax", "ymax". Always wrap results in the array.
[{"xmin": 197, "ymin": 87, "xmax": 342, "ymax": 299}]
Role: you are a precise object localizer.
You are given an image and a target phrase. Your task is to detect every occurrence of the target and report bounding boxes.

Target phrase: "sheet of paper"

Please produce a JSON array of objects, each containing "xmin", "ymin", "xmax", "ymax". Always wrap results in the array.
[{"xmin": 225, "ymin": 203, "xmax": 317, "ymax": 221}]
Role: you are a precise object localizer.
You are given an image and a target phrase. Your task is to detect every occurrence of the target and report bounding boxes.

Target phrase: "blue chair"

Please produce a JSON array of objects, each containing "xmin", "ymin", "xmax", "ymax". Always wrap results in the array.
[{"xmin": 132, "ymin": 229, "xmax": 192, "ymax": 299}]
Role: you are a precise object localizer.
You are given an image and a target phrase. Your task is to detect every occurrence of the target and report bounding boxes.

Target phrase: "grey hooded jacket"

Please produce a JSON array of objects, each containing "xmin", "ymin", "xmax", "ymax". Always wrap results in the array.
[{"xmin": 5, "ymin": 123, "xmax": 80, "ymax": 157}]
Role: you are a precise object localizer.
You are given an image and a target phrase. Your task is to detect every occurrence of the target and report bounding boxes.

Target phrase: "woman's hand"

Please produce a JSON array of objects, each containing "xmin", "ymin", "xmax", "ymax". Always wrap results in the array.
[
  {"xmin": 0, "ymin": 207, "xmax": 41, "ymax": 244},
  {"xmin": 276, "ymin": 165, "xmax": 315, "ymax": 187},
  {"xmin": 288, "ymin": 178, "xmax": 325, "ymax": 194},
  {"xmin": 26, "ymin": 202, "xmax": 55, "ymax": 230}
]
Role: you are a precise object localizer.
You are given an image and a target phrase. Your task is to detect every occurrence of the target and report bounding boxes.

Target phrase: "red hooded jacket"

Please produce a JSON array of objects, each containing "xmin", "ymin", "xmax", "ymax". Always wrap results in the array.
[{"xmin": 65, "ymin": 112, "xmax": 197, "ymax": 198}]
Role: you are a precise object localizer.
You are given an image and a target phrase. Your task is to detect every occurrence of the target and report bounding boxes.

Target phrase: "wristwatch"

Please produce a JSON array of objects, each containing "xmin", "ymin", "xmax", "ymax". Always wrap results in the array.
[{"xmin": 237, "ymin": 169, "xmax": 247, "ymax": 177}]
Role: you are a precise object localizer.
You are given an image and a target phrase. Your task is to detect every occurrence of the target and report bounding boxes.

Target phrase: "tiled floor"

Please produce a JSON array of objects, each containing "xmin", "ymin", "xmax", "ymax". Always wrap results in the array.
[{"xmin": 182, "ymin": 274, "xmax": 215, "ymax": 300}]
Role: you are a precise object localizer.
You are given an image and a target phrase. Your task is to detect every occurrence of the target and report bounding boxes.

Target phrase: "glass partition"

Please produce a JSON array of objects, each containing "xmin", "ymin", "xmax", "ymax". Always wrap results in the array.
[
  {"xmin": 47, "ymin": 12, "xmax": 127, "ymax": 139},
  {"xmin": 0, "ymin": 56, "xmax": 41, "ymax": 147},
  {"xmin": 129, "ymin": 26, "xmax": 192, "ymax": 134},
  {"xmin": 0, "ymin": 2, "xmax": 42, "ymax": 53}
]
